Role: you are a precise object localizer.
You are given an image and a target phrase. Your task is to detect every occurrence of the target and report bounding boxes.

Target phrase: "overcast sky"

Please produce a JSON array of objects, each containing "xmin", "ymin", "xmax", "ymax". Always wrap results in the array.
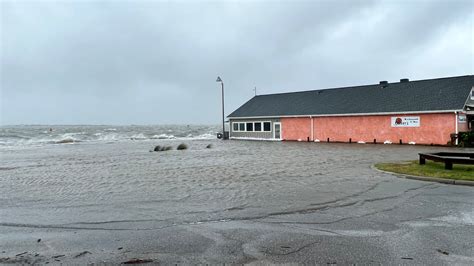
[{"xmin": 1, "ymin": 0, "xmax": 473, "ymax": 125}]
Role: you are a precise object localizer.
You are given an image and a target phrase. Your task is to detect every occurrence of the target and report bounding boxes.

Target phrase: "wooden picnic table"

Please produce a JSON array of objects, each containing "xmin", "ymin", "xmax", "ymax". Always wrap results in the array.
[{"xmin": 419, "ymin": 152, "xmax": 474, "ymax": 170}]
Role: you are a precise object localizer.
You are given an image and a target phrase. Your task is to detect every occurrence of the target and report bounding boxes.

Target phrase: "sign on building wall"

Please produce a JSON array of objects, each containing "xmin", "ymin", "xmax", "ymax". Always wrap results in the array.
[{"xmin": 391, "ymin": 116, "xmax": 420, "ymax": 127}]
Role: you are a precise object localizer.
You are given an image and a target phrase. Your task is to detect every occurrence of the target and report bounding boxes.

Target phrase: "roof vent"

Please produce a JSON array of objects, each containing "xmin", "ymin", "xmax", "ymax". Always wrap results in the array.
[
  {"xmin": 400, "ymin": 78, "xmax": 409, "ymax": 83},
  {"xmin": 379, "ymin": 81, "xmax": 388, "ymax": 85}
]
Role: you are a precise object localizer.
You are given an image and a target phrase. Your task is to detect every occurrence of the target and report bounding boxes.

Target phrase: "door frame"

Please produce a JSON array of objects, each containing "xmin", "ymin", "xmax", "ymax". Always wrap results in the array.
[{"xmin": 273, "ymin": 122, "xmax": 282, "ymax": 140}]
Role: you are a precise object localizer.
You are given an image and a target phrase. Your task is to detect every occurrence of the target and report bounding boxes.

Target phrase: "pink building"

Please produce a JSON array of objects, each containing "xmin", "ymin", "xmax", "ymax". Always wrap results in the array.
[{"xmin": 228, "ymin": 75, "xmax": 474, "ymax": 145}]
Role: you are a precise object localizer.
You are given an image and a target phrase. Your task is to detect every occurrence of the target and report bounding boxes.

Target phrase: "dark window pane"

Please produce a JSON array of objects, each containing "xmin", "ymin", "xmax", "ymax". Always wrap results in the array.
[
  {"xmin": 246, "ymin": 122, "xmax": 253, "ymax": 131},
  {"xmin": 254, "ymin": 122, "xmax": 262, "ymax": 131},
  {"xmin": 233, "ymin": 123, "xmax": 239, "ymax": 131},
  {"xmin": 263, "ymin": 122, "xmax": 271, "ymax": 131},
  {"xmin": 239, "ymin": 123, "xmax": 245, "ymax": 131}
]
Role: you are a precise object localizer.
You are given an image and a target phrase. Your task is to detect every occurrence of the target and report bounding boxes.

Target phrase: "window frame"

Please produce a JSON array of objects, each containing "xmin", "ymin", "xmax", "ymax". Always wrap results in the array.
[
  {"xmin": 263, "ymin": 121, "xmax": 272, "ymax": 132},
  {"xmin": 246, "ymin": 122, "xmax": 254, "ymax": 132},
  {"xmin": 231, "ymin": 121, "xmax": 273, "ymax": 132},
  {"xmin": 232, "ymin": 122, "xmax": 247, "ymax": 132}
]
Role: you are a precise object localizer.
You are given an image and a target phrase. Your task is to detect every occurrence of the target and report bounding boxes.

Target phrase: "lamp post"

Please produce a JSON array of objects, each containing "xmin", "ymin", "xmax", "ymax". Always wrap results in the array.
[{"xmin": 216, "ymin": 76, "xmax": 225, "ymax": 139}]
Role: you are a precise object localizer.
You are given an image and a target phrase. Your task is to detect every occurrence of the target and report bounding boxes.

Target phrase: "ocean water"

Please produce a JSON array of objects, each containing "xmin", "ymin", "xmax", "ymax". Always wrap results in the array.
[
  {"xmin": 0, "ymin": 125, "xmax": 218, "ymax": 149},
  {"xmin": 0, "ymin": 125, "xmax": 450, "ymax": 231}
]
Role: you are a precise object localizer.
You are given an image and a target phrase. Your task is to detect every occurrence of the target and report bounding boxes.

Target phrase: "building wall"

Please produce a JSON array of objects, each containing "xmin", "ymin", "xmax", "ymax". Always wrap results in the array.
[
  {"xmin": 229, "ymin": 118, "xmax": 280, "ymax": 139},
  {"xmin": 281, "ymin": 113, "xmax": 457, "ymax": 145},
  {"xmin": 458, "ymin": 112, "xmax": 469, "ymax": 132},
  {"xmin": 280, "ymin": 117, "xmax": 312, "ymax": 141}
]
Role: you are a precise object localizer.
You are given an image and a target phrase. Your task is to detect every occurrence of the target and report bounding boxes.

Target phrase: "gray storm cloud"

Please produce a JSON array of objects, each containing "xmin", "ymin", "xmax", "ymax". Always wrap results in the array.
[{"xmin": 1, "ymin": 0, "xmax": 473, "ymax": 125}]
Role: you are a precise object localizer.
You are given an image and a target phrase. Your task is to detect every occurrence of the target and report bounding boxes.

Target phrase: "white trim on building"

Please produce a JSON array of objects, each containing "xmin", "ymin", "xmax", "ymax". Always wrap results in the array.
[
  {"xmin": 231, "ymin": 121, "xmax": 272, "ymax": 132},
  {"xmin": 228, "ymin": 109, "xmax": 463, "ymax": 120}
]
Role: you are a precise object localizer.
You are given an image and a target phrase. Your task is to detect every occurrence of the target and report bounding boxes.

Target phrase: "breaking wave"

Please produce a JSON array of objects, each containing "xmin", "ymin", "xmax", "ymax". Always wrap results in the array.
[
  {"xmin": 54, "ymin": 137, "xmax": 77, "ymax": 144},
  {"xmin": 151, "ymin": 134, "xmax": 176, "ymax": 139},
  {"xmin": 0, "ymin": 125, "xmax": 219, "ymax": 149},
  {"xmin": 194, "ymin": 133, "xmax": 215, "ymax": 139},
  {"xmin": 130, "ymin": 133, "xmax": 148, "ymax": 140},
  {"xmin": 97, "ymin": 133, "xmax": 120, "ymax": 142}
]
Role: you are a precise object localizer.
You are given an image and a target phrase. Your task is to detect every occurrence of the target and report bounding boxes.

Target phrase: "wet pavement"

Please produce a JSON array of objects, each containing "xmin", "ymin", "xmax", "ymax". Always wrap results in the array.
[{"xmin": 1, "ymin": 140, "xmax": 473, "ymax": 264}]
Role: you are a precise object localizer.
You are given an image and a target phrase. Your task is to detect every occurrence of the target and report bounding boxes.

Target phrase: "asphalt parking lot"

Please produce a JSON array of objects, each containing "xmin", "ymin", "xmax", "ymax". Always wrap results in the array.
[{"xmin": 1, "ymin": 141, "xmax": 473, "ymax": 264}]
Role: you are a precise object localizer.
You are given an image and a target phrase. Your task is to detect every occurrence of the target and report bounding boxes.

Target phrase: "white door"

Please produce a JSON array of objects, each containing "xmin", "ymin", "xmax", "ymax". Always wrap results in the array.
[{"xmin": 273, "ymin": 122, "xmax": 281, "ymax": 139}]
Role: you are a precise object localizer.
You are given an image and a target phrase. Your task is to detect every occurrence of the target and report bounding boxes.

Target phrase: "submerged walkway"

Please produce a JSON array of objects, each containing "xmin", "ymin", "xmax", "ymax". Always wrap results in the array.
[{"xmin": 1, "ymin": 141, "xmax": 473, "ymax": 264}]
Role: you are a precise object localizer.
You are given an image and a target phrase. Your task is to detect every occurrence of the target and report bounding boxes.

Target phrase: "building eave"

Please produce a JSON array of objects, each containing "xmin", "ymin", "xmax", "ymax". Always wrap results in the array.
[{"xmin": 227, "ymin": 109, "xmax": 462, "ymax": 120}]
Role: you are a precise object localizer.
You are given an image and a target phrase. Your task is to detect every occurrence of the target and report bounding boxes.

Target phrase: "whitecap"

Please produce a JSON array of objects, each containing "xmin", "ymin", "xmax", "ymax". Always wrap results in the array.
[
  {"xmin": 194, "ymin": 133, "xmax": 215, "ymax": 139},
  {"xmin": 97, "ymin": 133, "xmax": 119, "ymax": 142},
  {"xmin": 151, "ymin": 134, "xmax": 176, "ymax": 139},
  {"xmin": 55, "ymin": 138, "xmax": 76, "ymax": 144},
  {"xmin": 130, "ymin": 133, "xmax": 148, "ymax": 140}
]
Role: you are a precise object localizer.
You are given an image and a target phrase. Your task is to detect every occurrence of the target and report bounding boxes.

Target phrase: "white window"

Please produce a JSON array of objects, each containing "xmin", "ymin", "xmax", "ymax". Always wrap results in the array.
[
  {"xmin": 263, "ymin": 122, "xmax": 271, "ymax": 131},
  {"xmin": 232, "ymin": 122, "xmax": 247, "ymax": 132},
  {"xmin": 246, "ymin": 122, "xmax": 253, "ymax": 131},
  {"xmin": 232, "ymin": 121, "xmax": 272, "ymax": 132}
]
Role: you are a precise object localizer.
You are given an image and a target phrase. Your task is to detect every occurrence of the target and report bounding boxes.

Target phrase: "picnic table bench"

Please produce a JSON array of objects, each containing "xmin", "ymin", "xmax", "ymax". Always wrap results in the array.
[{"xmin": 419, "ymin": 152, "xmax": 474, "ymax": 170}]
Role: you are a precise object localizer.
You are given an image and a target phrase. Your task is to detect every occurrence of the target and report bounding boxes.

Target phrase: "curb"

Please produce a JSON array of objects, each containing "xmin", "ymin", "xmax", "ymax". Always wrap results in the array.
[{"xmin": 371, "ymin": 165, "xmax": 474, "ymax": 187}]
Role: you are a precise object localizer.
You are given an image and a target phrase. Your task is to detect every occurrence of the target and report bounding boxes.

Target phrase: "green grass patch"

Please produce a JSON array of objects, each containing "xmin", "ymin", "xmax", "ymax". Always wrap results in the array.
[{"xmin": 375, "ymin": 160, "xmax": 474, "ymax": 181}]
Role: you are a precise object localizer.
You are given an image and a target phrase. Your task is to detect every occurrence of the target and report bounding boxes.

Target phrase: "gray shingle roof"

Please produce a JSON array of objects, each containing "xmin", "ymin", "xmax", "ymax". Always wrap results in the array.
[{"xmin": 228, "ymin": 75, "xmax": 474, "ymax": 118}]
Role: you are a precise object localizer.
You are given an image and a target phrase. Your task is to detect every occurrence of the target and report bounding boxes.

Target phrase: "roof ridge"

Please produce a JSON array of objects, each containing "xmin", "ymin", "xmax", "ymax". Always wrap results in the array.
[
  {"xmin": 255, "ymin": 74, "xmax": 474, "ymax": 97},
  {"xmin": 397, "ymin": 74, "xmax": 473, "ymax": 84}
]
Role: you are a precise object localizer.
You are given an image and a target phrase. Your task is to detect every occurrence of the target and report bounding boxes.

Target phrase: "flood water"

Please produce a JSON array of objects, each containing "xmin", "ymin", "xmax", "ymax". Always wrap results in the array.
[{"xmin": 0, "ymin": 125, "xmax": 457, "ymax": 231}]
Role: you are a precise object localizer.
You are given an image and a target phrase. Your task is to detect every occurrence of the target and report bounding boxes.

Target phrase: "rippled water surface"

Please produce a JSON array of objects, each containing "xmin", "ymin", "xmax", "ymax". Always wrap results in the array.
[
  {"xmin": 0, "ymin": 125, "xmax": 459, "ymax": 230},
  {"xmin": 0, "ymin": 125, "xmax": 218, "ymax": 148}
]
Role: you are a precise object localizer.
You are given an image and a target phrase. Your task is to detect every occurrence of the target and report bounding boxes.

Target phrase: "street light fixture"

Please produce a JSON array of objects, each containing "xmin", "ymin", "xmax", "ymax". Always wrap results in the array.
[{"xmin": 216, "ymin": 76, "xmax": 225, "ymax": 139}]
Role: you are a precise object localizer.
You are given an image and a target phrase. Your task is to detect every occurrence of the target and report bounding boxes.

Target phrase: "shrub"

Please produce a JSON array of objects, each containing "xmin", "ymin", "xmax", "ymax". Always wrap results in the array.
[
  {"xmin": 153, "ymin": 145, "xmax": 173, "ymax": 151},
  {"xmin": 458, "ymin": 132, "xmax": 474, "ymax": 147},
  {"xmin": 177, "ymin": 143, "xmax": 188, "ymax": 150}
]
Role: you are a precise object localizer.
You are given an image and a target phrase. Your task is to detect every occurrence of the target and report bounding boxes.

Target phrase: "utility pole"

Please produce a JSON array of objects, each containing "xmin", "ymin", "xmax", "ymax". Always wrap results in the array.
[{"xmin": 216, "ymin": 76, "xmax": 225, "ymax": 139}]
